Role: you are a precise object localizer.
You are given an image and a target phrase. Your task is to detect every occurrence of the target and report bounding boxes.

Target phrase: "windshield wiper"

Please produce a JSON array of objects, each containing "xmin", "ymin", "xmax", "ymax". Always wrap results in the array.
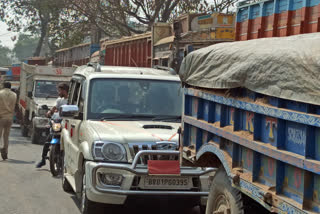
[
  {"xmin": 152, "ymin": 116, "xmax": 181, "ymax": 122},
  {"xmin": 46, "ymin": 95, "xmax": 58, "ymax": 98},
  {"xmin": 100, "ymin": 114, "xmax": 155, "ymax": 121}
]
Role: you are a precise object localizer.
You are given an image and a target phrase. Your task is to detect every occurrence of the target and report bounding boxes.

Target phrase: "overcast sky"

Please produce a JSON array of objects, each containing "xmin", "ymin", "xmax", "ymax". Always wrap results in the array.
[{"xmin": 0, "ymin": 21, "xmax": 18, "ymax": 49}]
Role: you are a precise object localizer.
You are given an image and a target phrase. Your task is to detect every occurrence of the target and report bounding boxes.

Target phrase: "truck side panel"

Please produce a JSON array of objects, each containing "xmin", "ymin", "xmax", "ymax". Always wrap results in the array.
[
  {"xmin": 103, "ymin": 33, "xmax": 152, "ymax": 68},
  {"xmin": 183, "ymin": 88, "xmax": 320, "ymax": 213},
  {"xmin": 236, "ymin": 0, "xmax": 320, "ymax": 41}
]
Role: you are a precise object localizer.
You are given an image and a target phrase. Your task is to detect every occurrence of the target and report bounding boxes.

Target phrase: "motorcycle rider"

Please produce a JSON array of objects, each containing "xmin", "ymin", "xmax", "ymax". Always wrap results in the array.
[{"xmin": 36, "ymin": 83, "xmax": 69, "ymax": 168}]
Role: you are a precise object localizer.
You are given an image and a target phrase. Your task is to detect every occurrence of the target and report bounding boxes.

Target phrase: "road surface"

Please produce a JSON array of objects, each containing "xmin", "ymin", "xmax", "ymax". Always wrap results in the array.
[{"xmin": 0, "ymin": 125, "xmax": 202, "ymax": 214}]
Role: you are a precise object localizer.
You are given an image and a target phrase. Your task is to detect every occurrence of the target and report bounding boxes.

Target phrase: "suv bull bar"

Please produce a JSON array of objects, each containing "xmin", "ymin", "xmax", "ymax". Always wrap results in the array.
[{"xmin": 91, "ymin": 150, "xmax": 216, "ymax": 196}]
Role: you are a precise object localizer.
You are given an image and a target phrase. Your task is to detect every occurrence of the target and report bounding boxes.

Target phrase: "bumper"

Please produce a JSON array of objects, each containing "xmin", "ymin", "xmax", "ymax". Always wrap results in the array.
[
  {"xmin": 85, "ymin": 150, "xmax": 216, "ymax": 205},
  {"xmin": 33, "ymin": 117, "xmax": 49, "ymax": 129}
]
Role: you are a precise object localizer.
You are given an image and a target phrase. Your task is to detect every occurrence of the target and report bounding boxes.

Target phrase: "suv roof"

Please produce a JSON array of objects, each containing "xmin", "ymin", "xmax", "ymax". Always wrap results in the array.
[{"xmin": 73, "ymin": 65, "xmax": 179, "ymax": 81}]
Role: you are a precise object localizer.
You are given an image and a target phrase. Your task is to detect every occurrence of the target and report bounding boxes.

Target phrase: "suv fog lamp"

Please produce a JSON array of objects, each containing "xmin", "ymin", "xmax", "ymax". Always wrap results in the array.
[
  {"xmin": 98, "ymin": 172, "xmax": 123, "ymax": 186},
  {"xmin": 52, "ymin": 123, "xmax": 62, "ymax": 132}
]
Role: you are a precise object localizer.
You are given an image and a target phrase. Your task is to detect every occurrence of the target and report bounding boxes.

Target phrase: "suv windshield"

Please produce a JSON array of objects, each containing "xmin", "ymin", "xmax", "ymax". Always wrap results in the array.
[
  {"xmin": 88, "ymin": 78, "xmax": 182, "ymax": 120},
  {"xmin": 34, "ymin": 80, "xmax": 66, "ymax": 98}
]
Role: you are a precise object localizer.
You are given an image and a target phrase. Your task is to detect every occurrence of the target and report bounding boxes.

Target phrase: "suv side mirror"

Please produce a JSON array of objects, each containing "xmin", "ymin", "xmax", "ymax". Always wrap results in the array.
[
  {"xmin": 60, "ymin": 105, "xmax": 79, "ymax": 118},
  {"xmin": 27, "ymin": 91, "xmax": 32, "ymax": 98}
]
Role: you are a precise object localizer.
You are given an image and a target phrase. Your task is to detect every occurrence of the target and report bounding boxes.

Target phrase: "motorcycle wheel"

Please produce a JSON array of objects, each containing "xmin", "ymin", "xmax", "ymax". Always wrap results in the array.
[{"xmin": 49, "ymin": 144, "xmax": 62, "ymax": 177}]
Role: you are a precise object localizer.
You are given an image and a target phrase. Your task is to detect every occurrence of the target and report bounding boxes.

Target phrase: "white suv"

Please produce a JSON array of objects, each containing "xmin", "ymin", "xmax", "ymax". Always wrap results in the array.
[{"xmin": 60, "ymin": 64, "xmax": 212, "ymax": 214}]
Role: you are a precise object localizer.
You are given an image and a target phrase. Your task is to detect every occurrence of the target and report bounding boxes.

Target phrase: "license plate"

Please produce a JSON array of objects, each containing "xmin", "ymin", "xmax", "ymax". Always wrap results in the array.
[
  {"xmin": 42, "ymin": 132, "xmax": 47, "ymax": 137},
  {"xmin": 141, "ymin": 176, "xmax": 192, "ymax": 190}
]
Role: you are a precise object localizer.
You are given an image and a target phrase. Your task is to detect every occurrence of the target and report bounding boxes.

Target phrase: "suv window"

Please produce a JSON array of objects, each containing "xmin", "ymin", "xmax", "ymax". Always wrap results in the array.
[
  {"xmin": 87, "ymin": 78, "xmax": 182, "ymax": 120},
  {"xmin": 69, "ymin": 78, "xmax": 84, "ymax": 112}
]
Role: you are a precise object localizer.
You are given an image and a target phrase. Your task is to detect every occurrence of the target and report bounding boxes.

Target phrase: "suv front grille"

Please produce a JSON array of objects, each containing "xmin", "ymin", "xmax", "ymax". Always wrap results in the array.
[{"xmin": 129, "ymin": 142, "xmax": 179, "ymax": 165}]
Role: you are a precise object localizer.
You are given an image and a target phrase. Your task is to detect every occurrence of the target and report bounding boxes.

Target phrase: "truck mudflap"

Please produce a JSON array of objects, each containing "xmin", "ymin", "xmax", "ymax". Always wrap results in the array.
[{"xmin": 89, "ymin": 150, "xmax": 216, "ymax": 196}]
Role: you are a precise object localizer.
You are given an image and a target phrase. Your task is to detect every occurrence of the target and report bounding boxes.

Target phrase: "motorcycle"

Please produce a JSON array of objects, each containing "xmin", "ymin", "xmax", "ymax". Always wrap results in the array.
[{"xmin": 48, "ymin": 112, "xmax": 63, "ymax": 176}]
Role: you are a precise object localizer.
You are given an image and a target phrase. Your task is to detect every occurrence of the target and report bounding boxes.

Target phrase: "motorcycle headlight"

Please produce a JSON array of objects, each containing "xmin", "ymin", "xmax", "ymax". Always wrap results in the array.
[
  {"xmin": 92, "ymin": 141, "xmax": 127, "ymax": 162},
  {"xmin": 52, "ymin": 123, "xmax": 62, "ymax": 132}
]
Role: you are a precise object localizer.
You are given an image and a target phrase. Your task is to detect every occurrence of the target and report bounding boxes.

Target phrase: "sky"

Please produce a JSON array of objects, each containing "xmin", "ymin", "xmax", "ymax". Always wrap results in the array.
[{"xmin": 0, "ymin": 21, "xmax": 18, "ymax": 49}]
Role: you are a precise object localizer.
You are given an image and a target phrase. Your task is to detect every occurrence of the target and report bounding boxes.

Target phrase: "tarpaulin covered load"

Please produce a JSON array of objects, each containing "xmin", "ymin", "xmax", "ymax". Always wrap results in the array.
[{"xmin": 179, "ymin": 33, "xmax": 320, "ymax": 105}]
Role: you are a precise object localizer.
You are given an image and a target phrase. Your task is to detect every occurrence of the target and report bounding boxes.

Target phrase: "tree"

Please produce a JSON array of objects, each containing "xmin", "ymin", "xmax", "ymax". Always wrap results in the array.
[
  {"xmin": 64, "ymin": 0, "xmax": 238, "ymax": 38},
  {"xmin": 0, "ymin": 43, "xmax": 12, "ymax": 66},
  {"xmin": 0, "ymin": 0, "xmax": 66, "ymax": 56},
  {"xmin": 12, "ymin": 34, "xmax": 39, "ymax": 61}
]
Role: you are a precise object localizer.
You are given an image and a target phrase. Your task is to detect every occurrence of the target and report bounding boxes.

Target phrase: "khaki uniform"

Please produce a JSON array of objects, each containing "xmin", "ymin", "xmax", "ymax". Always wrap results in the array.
[{"xmin": 0, "ymin": 88, "xmax": 17, "ymax": 155}]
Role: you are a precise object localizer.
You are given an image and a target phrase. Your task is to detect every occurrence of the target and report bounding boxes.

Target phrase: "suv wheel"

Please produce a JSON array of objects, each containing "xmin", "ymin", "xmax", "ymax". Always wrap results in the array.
[{"xmin": 80, "ymin": 164, "xmax": 98, "ymax": 214}]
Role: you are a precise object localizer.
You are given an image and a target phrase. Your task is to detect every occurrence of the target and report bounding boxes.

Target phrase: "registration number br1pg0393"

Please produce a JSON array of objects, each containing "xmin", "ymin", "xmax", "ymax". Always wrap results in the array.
[{"xmin": 140, "ymin": 176, "xmax": 192, "ymax": 190}]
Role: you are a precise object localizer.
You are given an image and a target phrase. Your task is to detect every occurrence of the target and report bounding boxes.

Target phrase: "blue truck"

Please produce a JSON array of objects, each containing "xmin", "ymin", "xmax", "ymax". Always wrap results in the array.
[{"xmin": 179, "ymin": 33, "xmax": 320, "ymax": 213}]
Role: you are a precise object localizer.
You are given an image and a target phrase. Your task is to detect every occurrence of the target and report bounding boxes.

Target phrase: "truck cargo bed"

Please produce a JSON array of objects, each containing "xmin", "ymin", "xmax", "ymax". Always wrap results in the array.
[
  {"xmin": 236, "ymin": 0, "xmax": 320, "ymax": 41},
  {"xmin": 182, "ymin": 87, "xmax": 320, "ymax": 213}
]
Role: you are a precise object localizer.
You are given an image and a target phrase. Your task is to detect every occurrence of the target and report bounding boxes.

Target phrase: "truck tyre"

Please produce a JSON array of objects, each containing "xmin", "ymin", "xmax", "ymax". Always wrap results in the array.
[
  {"xmin": 61, "ymin": 151, "xmax": 73, "ymax": 192},
  {"xmin": 206, "ymin": 167, "xmax": 244, "ymax": 214},
  {"xmin": 21, "ymin": 124, "xmax": 28, "ymax": 137},
  {"xmin": 31, "ymin": 127, "xmax": 40, "ymax": 144},
  {"xmin": 21, "ymin": 111, "xmax": 29, "ymax": 137},
  {"xmin": 80, "ymin": 163, "xmax": 99, "ymax": 214}
]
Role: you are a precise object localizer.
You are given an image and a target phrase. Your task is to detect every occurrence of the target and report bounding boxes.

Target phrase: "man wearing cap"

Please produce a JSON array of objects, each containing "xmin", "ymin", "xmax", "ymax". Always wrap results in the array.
[{"xmin": 0, "ymin": 82, "xmax": 17, "ymax": 160}]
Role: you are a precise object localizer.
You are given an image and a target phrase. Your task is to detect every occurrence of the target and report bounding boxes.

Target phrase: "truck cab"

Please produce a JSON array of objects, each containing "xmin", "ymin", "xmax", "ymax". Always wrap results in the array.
[{"xmin": 60, "ymin": 64, "xmax": 213, "ymax": 214}]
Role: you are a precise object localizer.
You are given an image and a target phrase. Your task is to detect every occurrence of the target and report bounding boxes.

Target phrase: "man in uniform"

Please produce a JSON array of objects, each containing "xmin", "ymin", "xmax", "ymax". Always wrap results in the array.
[{"xmin": 0, "ymin": 82, "xmax": 17, "ymax": 160}]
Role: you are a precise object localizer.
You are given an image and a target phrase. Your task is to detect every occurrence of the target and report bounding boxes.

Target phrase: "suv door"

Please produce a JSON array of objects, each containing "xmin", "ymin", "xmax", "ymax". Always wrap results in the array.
[{"xmin": 64, "ymin": 77, "xmax": 85, "ymax": 175}]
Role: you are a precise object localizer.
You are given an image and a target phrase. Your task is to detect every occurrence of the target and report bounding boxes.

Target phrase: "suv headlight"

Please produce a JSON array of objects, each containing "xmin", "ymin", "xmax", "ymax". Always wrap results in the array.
[{"xmin": 92, "ymin": 141, "xmax": 127, "ymax": 162}]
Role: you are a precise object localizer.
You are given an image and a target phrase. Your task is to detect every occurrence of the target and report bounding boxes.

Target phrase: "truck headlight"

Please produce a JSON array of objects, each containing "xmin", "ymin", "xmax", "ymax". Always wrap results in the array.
[
  {"xmin": 52, "ymin": 123, "xmax": 62, "ymax": 132},
  {"xmin": 92, "ymin": 141, "xmax": 127, "ymax": 162}
]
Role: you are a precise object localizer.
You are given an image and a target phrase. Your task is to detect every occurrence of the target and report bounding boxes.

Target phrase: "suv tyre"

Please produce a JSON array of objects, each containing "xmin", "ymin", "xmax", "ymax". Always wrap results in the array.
[{"xmin": 80, "ymin": 163, "xmax": 99, "ymax": 214}]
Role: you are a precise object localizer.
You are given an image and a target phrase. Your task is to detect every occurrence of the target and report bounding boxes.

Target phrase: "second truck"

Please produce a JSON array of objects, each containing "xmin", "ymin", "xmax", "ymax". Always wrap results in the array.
[{"xmin": 18, "ymin": 63, "xmax": 74, "ymax": 144}]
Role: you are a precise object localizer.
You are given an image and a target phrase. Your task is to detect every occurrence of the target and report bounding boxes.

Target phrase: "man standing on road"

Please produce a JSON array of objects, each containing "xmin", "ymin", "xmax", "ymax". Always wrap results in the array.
[
  {"xmin": 36, "ymin": 82, "xmax": 69, "ymax": 168},
  {"xmin": 0, "ymin": 82, "xmax": 17, "ymax": 160}
]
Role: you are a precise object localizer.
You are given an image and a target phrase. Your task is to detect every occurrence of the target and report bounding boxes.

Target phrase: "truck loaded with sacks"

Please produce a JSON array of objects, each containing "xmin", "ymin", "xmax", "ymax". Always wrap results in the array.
[
  {"xmin": 18, "ymin": 63, "xmax": 74, "ymax": 144},
  {"xmin": 179, "ymin": 33, "xmax": 320, "ymax": 213}
]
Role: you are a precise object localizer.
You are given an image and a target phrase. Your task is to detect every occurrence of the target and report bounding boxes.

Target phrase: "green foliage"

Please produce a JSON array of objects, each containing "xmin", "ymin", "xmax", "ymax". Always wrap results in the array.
[
  {"xmin": 0, "ymin": 0, "xmax": 239, "ymax": 54},
  {"xmin": 64, "ymin": 0, "xmax": 238, "ymax": 37},
  {"xmin": 59, "ymin": 30, "xmax": 87, "ymax": 49},
  {"xmin": 0, "ymin": 0, "xmax": 68, "ymax": 56},
  {"xmin": 0, "ymin": 42, "xmax": 12, "ymax": 66},
  {"xmin": 12, "ymin": 34, "xmax": 39, "ymax": 61}
]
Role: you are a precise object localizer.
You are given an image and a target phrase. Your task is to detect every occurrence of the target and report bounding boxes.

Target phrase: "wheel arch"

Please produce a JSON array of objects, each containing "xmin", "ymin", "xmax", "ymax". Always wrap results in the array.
[
  {"xmin": 75, "ymin": 152, "xmax": 85, "ymax": 195},
  {"xmin": 60, "ymin": 129, "xmax": 70, "ymax": 151},
  {"xmin": 79, "ymin": 141, "xmax": 91, "ymax": 161},
  {"xmin": 196, "ymin": 144, "xmax": 232, "ymax": 177}
]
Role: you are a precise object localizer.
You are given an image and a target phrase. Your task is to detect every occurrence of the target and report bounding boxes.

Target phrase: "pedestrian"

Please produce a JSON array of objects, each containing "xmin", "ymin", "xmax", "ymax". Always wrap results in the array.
[{"xmin": 0, "ymin": 82, "xmax": 17, "ymax": 160}]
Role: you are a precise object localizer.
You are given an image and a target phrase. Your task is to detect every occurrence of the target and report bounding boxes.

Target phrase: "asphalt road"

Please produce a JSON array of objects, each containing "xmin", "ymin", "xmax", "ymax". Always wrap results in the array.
[{"xmin": 0, "ymin": 125, "xmax": 201, "ymax": 214}]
